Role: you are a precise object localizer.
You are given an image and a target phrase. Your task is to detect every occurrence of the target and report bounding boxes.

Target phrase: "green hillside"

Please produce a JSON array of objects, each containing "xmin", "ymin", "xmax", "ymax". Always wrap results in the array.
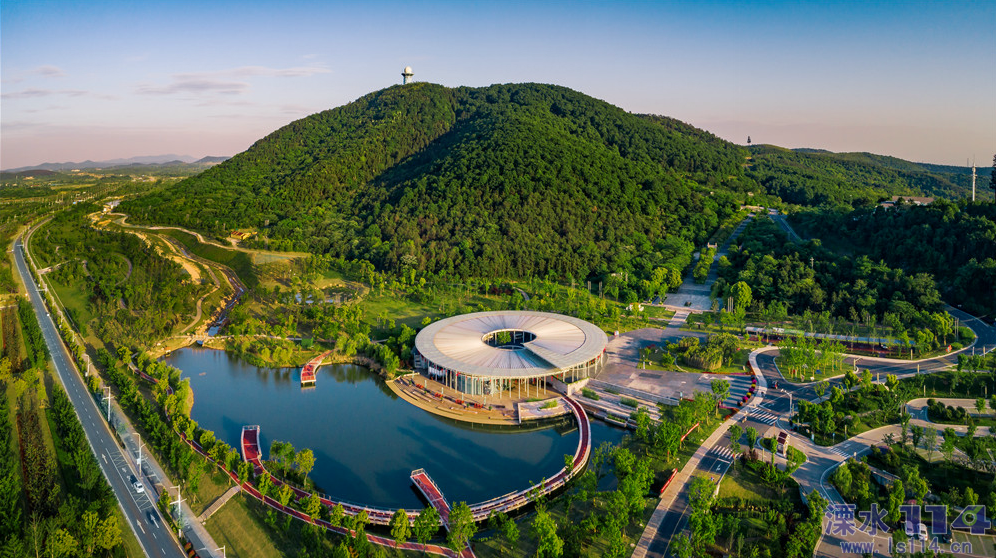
[
  {"xmin": 121, "ymin": 83, "xmax": 754, "ymax": 281},
  {"xmin": 748, "ymin": 145, "xmax": 992, "ymax": 206},
  {"xmin": 121, "ymin": 82, "xmax": 990, "ymax": 287}
]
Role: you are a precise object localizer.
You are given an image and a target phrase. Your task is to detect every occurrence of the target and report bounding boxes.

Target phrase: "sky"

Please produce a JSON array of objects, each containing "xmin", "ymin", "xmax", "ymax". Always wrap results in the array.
[{"xmin": 2, "ymin": 0, "xmax": 994, "ymax": 169}]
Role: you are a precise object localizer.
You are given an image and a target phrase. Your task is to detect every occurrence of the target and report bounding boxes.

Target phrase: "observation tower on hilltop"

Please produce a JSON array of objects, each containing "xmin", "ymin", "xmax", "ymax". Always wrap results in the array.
[{"xmin": 402, "ymin": 66, "xmax": 414, "ymax": 85}]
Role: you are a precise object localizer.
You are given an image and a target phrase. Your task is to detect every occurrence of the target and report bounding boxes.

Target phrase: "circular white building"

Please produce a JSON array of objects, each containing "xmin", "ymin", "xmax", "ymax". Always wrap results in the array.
[{"xmin": 413, "ymin": 311, "xmax": 608, "ymax": 397}]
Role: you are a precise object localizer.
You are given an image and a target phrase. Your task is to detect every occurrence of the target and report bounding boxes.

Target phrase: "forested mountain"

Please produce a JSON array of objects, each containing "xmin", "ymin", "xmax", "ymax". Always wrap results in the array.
[
  {"xmin": 748, "ymin": 146, "xmax": 991, "ymax": 206},
  {"xmin": 793, "ymin": 200, "xmax": 996, "ymax": 316},
  {"xmin": 121, "ymin": 81, "xmax": 989, "ymax": 288},
  {"xmin": 122, "ymin": 83, "xmax": 755, "ymax": 282}
]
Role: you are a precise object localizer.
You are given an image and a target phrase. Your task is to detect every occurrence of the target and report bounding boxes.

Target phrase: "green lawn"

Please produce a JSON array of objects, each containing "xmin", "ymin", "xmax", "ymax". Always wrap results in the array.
[
  {"xmin": 204, "ymin": 495, "xmax": 285, "ymax": 558},
  {"xmin": 48, "ymin": 277, "xmax": 96, "ymax": 338},
  {"xmin": 188, "ymin": 464, "xmax": 237, "ymax": 516},
  {"xmin": 718, "ymin": 461, "xmax": 801, "ymax": 504},
  {"xmin": 205, "ymin": 493, "xmax": 418, "ymax": 558},
  {"xmin": 476, "ymin": 414, "xmax": 728, "ymax": 557}
]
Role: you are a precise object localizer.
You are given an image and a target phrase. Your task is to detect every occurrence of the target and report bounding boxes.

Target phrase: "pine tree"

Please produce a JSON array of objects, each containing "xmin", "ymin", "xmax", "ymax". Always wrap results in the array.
[{"xmin": 990, "ymin": 153, "xmax": 996, "ymax": 193}]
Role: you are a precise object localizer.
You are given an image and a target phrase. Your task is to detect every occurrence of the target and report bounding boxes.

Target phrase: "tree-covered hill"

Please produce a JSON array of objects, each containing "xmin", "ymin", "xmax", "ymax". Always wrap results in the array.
[
  {"xmin": 122, "ymin": 83, "xmax": 755, "ymax": 282},
  {"xmin": 793, "ymin": 199, "xmax": 996, "ymax": 316},
  {"xmin": 748, "ymin": 146, "xmax": 992, "ymax": 206},
  {"xmin": 120, "ymin": 81, "xmax": 989, "ymax": 287}
]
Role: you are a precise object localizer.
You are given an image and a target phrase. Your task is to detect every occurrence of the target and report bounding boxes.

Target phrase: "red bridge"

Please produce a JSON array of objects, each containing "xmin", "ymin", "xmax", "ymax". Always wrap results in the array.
[
  {"xmin": 242, "ymin": 425, "xmax": 264, "ymax": 474},
  {"xmin": 411, "ymin": 468, "xmax": 451, "ymax": 528},
  {"xmin": 301, "ymin": 350, "xmax": 331, "ymax": 386}
]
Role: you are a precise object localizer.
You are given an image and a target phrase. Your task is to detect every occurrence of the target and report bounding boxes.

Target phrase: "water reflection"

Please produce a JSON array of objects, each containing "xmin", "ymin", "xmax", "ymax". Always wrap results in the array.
[{"xmin": 166, "ymin": 348, "xmax": 625, "ymax": 509}]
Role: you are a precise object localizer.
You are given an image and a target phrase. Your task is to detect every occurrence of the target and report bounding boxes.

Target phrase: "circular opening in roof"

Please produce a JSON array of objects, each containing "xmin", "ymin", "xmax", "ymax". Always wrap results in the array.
[{"xmin": 482, "ymin": 329, "xmax": 536, "ymax": 350}]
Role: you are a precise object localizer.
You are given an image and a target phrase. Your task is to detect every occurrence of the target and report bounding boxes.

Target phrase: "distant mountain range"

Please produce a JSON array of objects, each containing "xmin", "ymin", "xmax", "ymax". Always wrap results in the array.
[{"xmin": 2, "ymin": 155, "xmax": 229, "ymax": 173}]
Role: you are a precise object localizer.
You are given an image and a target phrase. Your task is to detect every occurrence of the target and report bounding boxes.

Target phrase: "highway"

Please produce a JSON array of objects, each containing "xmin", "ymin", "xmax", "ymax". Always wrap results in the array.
[{"xmin": 14, "ymin": 237, "xmax": 187, "ymax": 558}]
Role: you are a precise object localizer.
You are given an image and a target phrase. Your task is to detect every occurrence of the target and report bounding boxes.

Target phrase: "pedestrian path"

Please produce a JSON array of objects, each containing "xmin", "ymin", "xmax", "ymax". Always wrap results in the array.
[
  {"xmin": 742, "ymin": 407, "xmax": 779, "ymax": 425},
  {"xmin": 197, "ymin": 485, "xmax": 240, "ymax": 523},
  {"xmin": 710, "ymin": 447, "xmax": 736, "ymax": 462},
  {"xmin": 827, "ymin": 446, "xmax": 852, "ymax": 459},
  {"xmin": 664, "ymin": 214, "xmax": 754, "ymax": 312}
]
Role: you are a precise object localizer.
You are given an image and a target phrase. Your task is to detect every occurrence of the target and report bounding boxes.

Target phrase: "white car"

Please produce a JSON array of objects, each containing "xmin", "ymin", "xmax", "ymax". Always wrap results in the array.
[
  {"xmin": 918, "ymin": 523, "xmax": 928, "ymax": 541},
  {"xmin": 131, "ymin": 475, "xmax": 144, "ymax": 493}
]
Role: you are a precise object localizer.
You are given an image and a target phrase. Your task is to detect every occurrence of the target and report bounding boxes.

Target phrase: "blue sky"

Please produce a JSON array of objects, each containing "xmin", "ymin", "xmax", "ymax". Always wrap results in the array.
[{"xmin": 2, "ymin": 0, "xmax": 993, "ymax": 168}]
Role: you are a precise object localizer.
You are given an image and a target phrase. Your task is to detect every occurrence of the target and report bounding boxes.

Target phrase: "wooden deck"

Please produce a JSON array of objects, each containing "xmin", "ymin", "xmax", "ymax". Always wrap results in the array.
[{"xmin": 300, "ymin": 350, "xmax": 330, "ymax": 386}]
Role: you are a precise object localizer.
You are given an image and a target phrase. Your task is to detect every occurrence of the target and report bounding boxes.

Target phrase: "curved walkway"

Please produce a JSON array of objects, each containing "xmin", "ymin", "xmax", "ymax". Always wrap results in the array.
[{"xmin": 227, "ymin": 394, "xmax": 593, "ymax": 553}]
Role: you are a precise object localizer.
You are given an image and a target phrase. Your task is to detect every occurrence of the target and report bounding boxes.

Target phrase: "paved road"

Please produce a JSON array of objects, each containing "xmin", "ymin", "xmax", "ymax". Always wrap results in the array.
[
  {"xmin": 643, "ymin": 442, "xmax": 734, "ymax": 558},
  {"xmin": 664, "ymin": 213, "xmax": 754, "ymax": 312},
  {"xmin": 636, "ymin": 308, "xmax": 996, "ymax": 558},
  {"xmin": 759, "ymin": 307, "xmax": 996, "ymax": 411},
  {"xmin": 752, "ymin": 312, "xmax": 996, "ymax": 558},
  {"xmin": 768, "ymin": 208, "xmax": 803, "ymax": 242},
  {"xmin": 15, "ymin": 237, "xmax": 187, "ymax": 558}
]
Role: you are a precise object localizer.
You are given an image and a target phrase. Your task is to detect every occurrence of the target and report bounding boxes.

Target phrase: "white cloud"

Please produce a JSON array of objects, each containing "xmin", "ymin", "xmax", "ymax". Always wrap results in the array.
[
  {"xmin": 136, "ymin": 65, "xmax": 331, "ymax": 97},
  {"xmin": 136, "ymin": 79, "xmax": 250, "ymax": 96},
  {"xmin": 34, "ymin": 65, "xmax": 65, "ymax": 77},
  {"xmin": 1, "ymin": 88, "xmax": 115, "ymax": 100}
]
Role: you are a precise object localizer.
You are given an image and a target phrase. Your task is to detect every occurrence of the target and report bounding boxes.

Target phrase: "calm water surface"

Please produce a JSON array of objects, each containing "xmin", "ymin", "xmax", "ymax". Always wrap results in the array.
[{"xmin": 166, "ymin": 348, "xmax": 624, "ymax": 509}]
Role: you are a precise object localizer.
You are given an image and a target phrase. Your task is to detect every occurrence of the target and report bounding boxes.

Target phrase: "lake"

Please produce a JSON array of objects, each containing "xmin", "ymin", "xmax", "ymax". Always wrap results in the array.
[{"xmin": 165, "ymin": 348, "xmax": 625, "ymax": 509}]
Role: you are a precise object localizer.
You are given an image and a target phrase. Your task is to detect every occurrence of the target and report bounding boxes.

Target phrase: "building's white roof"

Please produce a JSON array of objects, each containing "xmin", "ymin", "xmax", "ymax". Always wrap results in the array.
[{"xmin": 415, "ymin": 311, "xmax": 607, "ymax": 379}]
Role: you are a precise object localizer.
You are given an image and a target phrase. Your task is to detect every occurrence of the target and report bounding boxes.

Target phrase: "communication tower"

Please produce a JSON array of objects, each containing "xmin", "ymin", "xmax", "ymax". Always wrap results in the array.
[
  {"xmin": 402, "ymin": 66, "xmax": 414, "ymax": 85},
  {"xmin": 972, "ymin": 161, "xmax": 977, "ymax": 202}
]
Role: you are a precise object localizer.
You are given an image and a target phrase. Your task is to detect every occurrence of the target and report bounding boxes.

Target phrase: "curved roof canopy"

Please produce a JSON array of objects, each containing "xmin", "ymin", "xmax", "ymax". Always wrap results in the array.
[{"xmin": 414, "ymin": 311, "xmax": 608, "ymax": 379}]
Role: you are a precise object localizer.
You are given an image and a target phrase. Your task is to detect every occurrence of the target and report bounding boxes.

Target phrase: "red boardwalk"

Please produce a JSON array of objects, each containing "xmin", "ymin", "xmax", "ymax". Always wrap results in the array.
[
  {"xmin": 411, "ymin": 468, "xmax": 451, "ymax": 528},
  {"xmin": 301, "ymin": 350, "xmax": 331, "ymax": 386},
  {"xmin": 241, "ymin": 425, "xmax": 264, "ymax": 475}
]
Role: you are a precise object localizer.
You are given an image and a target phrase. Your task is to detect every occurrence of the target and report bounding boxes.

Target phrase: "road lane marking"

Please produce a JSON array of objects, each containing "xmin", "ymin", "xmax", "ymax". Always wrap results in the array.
[{"xmin": 137, "ymin": 519, "xmax": 145, "ymax": 534}]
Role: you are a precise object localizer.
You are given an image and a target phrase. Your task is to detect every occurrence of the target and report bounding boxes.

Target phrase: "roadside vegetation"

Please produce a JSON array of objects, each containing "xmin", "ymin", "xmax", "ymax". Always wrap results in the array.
[
  {"xmin": 692, "ymin": 445, "xmax": 822, "ymax": 558},
  {"xmin": 793, "ymin": 198, "xmax": 996, "ymax": 316},
  {"xmin": 1, "ymin": 295, "xmax": 133, "ymax": 556},
  {"xmin": 716, "ymin": 217, "xmax": 958, "ymax": 357}
]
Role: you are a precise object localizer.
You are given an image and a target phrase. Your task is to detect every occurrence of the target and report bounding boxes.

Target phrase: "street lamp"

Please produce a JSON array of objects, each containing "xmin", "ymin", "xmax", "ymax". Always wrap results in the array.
[
  {"xmin": 103, "ymin": 387, "xmax": 113, "ymax": 421},
  {"xmin": 171, "ymin": 485, "xmax": 185, "ymax": 540},
  {"xmin": 136, "ymin": 434, "xmax": 147, "ymax": 469}
]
